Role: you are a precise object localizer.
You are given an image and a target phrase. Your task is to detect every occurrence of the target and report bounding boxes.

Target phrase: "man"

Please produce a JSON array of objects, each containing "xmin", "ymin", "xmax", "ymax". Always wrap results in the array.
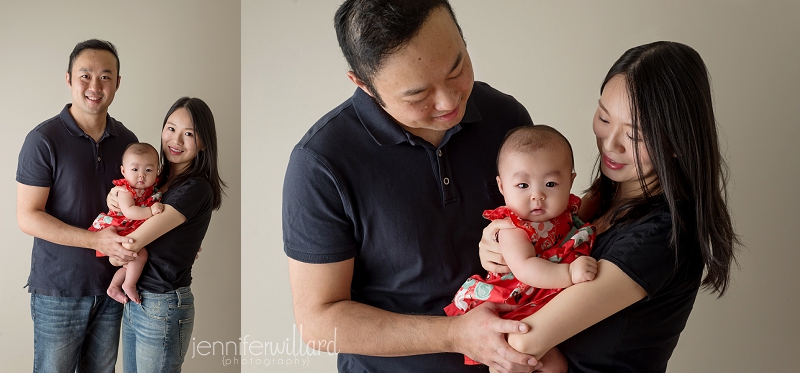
[
  {"xmin": 283, "ymin": 1, "xmax": 542, "ymax": 372},
  {"xmin": 17, "ymin": 39, "xmax": 138, "ymax": 372}
]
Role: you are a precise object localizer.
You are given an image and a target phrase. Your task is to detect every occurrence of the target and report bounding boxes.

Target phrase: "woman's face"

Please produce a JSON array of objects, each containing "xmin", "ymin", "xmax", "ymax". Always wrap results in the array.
[
  {"xmin": 162, "ymin": 107, "xmax": 200, "ymax": 175},
  {"xmin": 593, "ymin": 75, "xmax": 653, "ymax": 197}
]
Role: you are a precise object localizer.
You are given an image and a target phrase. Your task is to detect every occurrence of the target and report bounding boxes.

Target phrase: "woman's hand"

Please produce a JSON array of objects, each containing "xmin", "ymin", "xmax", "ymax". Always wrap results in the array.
[
  {"xmin": 479, "ymin": 218, "xmax": 516, "ymax": 273},
  {"xmin": 106, "ymin": 185, "xmax": 127, "ymax": 213}
]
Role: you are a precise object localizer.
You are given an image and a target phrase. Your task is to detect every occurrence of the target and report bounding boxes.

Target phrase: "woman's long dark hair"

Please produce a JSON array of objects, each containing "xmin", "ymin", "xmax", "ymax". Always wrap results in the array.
[
  {"xmin": 588, "ymin": 41, "xmax": 739, "ymax": 296},
  {"xmin": 160, "ymin": 97, "xmax": 226, "ymax": 210}
]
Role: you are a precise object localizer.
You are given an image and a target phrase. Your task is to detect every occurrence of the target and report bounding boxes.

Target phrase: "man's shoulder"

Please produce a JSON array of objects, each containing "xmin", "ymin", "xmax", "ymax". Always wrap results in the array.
[
  {"xmin": 107, "ymin": 115, "xmax": 138, "ymax": 142},
  {"xmin": 472, "ymin": 81, "xmax": 519, "ymax": 101},
  {"xmin": 295, "ymin": 94, "xmax": 359, "ymax": 150}
]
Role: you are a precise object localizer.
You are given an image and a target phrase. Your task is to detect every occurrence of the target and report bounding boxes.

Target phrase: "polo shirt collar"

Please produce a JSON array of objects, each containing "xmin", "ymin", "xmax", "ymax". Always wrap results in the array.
[
  {"xmin": 352, "ymin": 83, "xmax": 483, "ymax": 147},
  {"xmin": 59, "ymin": 104, "xmax": 119, "ymax": 139}
]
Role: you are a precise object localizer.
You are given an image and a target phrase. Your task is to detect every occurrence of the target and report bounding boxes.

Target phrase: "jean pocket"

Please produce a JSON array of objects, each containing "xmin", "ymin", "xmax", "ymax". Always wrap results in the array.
[
  {"xmin": 139, "ymin": 298, "xmax": 168, "ymax": 321},
  {"xmin": 179, "ymin": 316, "xmax": 195, "ymax": 358}
]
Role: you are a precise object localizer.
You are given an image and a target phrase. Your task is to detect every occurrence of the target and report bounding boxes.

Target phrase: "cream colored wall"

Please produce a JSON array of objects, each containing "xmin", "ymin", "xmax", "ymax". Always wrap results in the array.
[
  {"xmin": 242, "ymin": 1, "xmax": 799, "ymax": 372},
  {"xmin": 0, "ymin": 1, "xmax": 241, "ymax": 372}
]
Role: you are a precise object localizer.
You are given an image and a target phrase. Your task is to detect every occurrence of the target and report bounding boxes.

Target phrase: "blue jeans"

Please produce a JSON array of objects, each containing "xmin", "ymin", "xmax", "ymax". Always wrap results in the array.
[
  {"xmin": 31, "ymin": 293, "xmax": 123, "ymax": 373},
  {"xmin": 121, "ymin": 287, "xmax": 195, "ymax": 373}
]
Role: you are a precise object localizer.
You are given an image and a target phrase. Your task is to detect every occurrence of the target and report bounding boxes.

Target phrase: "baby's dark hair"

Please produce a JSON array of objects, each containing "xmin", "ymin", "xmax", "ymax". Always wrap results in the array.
[
  {"xmin": 122, "ymin": 142, "xmax": 159, "ymax": 162},
  {"xmin": 497, "ymin": 125, "xmax": 574, "ymax": 172}
]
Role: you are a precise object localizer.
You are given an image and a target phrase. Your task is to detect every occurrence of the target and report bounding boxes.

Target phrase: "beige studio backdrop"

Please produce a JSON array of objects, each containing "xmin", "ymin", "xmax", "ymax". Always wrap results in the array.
[
  {"xmin": 0, "ymin": 1, "xmax": 241, "ymax": 372},
  {"xmin": 242, "ymin": 0, "xmax": 799, "ymax": 372}
]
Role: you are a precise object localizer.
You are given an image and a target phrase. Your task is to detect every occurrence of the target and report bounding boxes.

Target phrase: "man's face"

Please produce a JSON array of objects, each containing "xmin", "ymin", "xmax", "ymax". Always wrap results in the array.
[
  {"xmin": 358, "ymin": 8, "xmax": 474, "ymax": 144},
  {"xmin": 66, "ymin": 49, "xmax": 120, "ymax": 118}
]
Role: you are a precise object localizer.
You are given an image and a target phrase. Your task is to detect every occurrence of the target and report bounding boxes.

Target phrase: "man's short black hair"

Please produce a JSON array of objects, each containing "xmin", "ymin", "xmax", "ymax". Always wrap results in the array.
[
  {"xmin": 67, "ymin": 39, "xmax": 120, "ymax": 82},
  {"xmin": 334, "ymin": 0, "xmax": 463, "ymax": 106}
]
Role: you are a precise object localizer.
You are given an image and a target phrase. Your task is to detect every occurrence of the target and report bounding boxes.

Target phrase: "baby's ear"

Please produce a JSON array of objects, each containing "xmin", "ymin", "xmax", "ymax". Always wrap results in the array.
[
  {"xmin": 571, "ymin": 172, "xmax": 577, "ymax": 183},
  {"xmin": 496, "ymin": 175, "xmax": 505, "ymax": 196}
]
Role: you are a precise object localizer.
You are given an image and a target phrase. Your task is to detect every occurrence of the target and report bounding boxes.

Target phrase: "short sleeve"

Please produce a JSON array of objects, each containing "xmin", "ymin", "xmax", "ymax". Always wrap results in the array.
[
  {"xmin": 282, "ymin": 148, "xmax": 358, "ymax": 263},
  {"xmin": 17, "ymin": 130, "xmax": 55, "ymax": 187},
  {"xmin": 599, "ymin": 211, "xmax": 678, "ymax": 298},
  {"xmin": 162, "ymin": 178, "xmax": 213, "ymax": 220}
]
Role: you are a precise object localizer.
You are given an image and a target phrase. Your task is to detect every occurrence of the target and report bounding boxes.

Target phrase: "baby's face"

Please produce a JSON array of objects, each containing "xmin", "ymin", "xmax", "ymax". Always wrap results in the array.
[
  {"xmin": 121, "ymin": 152, "xmax": 160, "ymax": 189},
  {"xmin": 496, "ymin": 147, "xmax": 575, "ymax": 222}
]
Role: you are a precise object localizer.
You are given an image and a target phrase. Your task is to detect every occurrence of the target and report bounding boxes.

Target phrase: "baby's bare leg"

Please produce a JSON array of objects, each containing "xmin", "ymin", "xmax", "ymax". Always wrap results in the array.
[
  {"xmin": 107, "ymin": 267, "xmax": 128, "ymax": 304},
  {"xmin": 122, "ymin": 248, "xmax": 148, "ymax": 304}
]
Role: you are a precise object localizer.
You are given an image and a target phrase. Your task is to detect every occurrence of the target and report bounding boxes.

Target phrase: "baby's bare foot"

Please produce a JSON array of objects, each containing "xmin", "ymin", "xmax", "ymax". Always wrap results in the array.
[
  {"xmin": 123, "ymin": 283, "xmax": 140, "ymax": 304},
  {"xmin": 108, "ymin": 286, "xmax": 128, "ymax": 304}
]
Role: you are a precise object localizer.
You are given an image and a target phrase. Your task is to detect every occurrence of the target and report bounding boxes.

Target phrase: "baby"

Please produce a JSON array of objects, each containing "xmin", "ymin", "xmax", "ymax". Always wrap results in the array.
[
  {"xmin": 445, "ymin": 125, "xmax": 597, "ymax": 364},
  {"xmin": 90, "ymin": 142, "xmax": 163, "ymax": 304}
]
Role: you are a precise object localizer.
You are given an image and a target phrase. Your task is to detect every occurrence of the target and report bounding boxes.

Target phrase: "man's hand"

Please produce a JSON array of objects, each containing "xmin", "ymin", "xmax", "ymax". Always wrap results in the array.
[
  {"xmin": 150, "ymin": 202, "xmax": 165, "ymax": 216},
  {"xmin": 451, "ymin": 302, "xmax": 541, "ymax": 373},
  {"xmin": 568, "ymin": 255, "xmax": 597, "ymax": 285},
  {"xmin": 479, "ymin": 218, "xmax": 516, "ymax": 273},
  {"xmin": 106, "ymin": 185, "xmax": 126, "ymax": 213},
  {"xmin": 93, "ymin": 227, "xmax": 136, "ymax": 263}
]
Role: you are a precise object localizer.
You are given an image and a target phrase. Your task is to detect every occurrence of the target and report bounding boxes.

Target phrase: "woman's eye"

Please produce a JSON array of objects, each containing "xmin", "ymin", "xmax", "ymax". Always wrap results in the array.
[
  {"xmin": 516, "ymin": 183, "xmax": 528, "ymax": 189},
  {"xmin": 599, "ymin": 115, "xmax": 609, "ymax": 123},
  {"xmin": 185, "ymin": 132, "xmax": 193, "ymax": 137},
  {"xmin": 545, "ymin": 182, "xmax": 556, "ymax": 188}
]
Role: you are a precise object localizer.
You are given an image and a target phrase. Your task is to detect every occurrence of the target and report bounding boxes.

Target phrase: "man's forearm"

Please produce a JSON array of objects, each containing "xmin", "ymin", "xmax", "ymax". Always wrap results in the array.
[
  {"xmin": 298, "ymin": 299, "xmax": 455, "ymax": 356},
  {"xmin": 19, "ymin": 209, "xmax": 95, "ymax": 250}
]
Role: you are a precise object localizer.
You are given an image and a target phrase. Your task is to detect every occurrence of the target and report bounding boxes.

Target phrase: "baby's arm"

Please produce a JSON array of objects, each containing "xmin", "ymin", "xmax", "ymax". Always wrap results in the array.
[
  {"xmin": 118, "ymin": 190, "xmax": 156, "ymax": 220},
  {"xmin": 150, "ymin": 202, "xmax": 164, "ymax": 216},
  {"xmin": 498, "ymin": 228, "xmax": 596, "ymax": 289}
]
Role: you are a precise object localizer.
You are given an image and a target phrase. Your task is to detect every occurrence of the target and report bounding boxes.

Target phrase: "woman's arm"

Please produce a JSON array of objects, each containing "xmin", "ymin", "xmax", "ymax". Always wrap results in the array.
[
  {"xmin": 120, "ymin": 204, "xmax": 186, "ymax": 253},
  {"xmin": 506, "ymin": 260, "xmax": 646, "ymax": 359}
]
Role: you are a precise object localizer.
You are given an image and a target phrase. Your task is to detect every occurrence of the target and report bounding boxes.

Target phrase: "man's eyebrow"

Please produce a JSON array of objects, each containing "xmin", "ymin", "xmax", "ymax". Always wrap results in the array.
[
  {"xmin": 77, "ymin": 67, "xmax": 114, "ymax": 74},
  {"xmin": 401, "ymin": 52, "xmax": 464, "ymax": 97},
  {"xmin": 449, "ymin": 51, "xmax": 463, "ymax": 76}
]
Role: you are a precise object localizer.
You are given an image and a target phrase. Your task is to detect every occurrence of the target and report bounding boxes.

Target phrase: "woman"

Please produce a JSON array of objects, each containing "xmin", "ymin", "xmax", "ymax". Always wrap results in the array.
[
  {"xmin": 480, "ymin": 41, "xmax": 738, "ymax": 372},
  {"xmin": 108, "ymin": 97, "xmax": 225, "ymax": 372}
]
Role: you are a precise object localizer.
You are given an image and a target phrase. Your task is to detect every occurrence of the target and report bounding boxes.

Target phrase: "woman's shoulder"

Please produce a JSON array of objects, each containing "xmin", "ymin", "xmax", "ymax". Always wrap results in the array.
[{"xmin": 164, "ymin": 177, "xmax": 213, "ymax": 202}]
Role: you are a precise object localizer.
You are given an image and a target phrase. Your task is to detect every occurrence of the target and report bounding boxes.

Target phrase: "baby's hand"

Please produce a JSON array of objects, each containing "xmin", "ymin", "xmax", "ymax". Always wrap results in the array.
[
  {"xmin": 150, "ymin": 202, "xmax": 165, "ymax": 216},
  {"xmin": 569, "ymin": 255, "xmax": 598, "ymax": 284}
]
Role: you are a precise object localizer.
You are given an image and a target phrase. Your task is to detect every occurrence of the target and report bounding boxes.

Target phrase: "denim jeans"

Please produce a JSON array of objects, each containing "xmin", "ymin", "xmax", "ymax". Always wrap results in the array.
[
  {"xmin": 121, "ymin": 287, "xmax": 195, "ymax": 373},
  {"xmin": 31, "ymin": 293, "xmax": 123, "ymax": 373}
]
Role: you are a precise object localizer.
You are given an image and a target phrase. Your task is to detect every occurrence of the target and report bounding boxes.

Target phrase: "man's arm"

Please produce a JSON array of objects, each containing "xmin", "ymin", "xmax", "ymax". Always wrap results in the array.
[
  {"xmin": 506, "ymin": 260, "xmax": 646, "ymax": 359},
  {"xmin": 17, "ymin": 183, "xmax": 136, "ymax": 262},
  {"xmin": 288, "ymin": 257, "xmax": 541, "ymax": 373}
]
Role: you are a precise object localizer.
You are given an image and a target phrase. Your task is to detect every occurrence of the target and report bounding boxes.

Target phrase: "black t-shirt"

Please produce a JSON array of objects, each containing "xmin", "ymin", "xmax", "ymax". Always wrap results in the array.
[
  {"xmin": 16, "ymin": 105, "xmax": 138, "ymax": 297},
  {"xmin": 283, "ymin": 83, "xmax": 533, "ymax": 372},
  {"xmin": 137, "ymin": 177, "xmax": 214, "ymax": 293},
  {"xmin": 559, "ymin": 205, "xmax": 703, "ymax": 373}
]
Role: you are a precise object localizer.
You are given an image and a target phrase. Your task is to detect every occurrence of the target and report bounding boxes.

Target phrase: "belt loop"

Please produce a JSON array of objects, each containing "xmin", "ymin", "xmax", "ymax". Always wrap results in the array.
[{"xmin": 176, "ymin": 289, "xmax": 182, "ymax": 307}]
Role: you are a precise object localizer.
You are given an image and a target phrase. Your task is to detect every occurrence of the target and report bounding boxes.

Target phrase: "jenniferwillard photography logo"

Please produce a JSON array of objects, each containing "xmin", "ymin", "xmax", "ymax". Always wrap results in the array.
[{"xmin": 190, "ymin": 324, "xmax": 338, "ymax": 368}]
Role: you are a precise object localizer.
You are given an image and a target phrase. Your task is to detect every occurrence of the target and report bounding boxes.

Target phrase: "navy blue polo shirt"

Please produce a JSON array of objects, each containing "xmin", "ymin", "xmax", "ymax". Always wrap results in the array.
[
  {"xmin": 283, "ymin": 82, "xmax": 533, "ymax": 372},
  {"xmin": 17, "ymin": 104, "xmax": 138, "ymax": 297}
]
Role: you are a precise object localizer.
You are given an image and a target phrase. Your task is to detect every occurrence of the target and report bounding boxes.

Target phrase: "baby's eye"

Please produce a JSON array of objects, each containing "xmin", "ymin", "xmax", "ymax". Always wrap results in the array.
[
  {"xmin": 545, "ymin": 182, "xmax": 557, "ymax": 188},
  {"xmin": 131, "ymin": 168, "xmax": 138, "ymax": 171},
  {"xmin": 516, "ymin": 183, "xmax": 529, "ymax": 189},
  {"xmin": 145, "ymin": 168, "xmax": 153, "ymax": 172}
]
